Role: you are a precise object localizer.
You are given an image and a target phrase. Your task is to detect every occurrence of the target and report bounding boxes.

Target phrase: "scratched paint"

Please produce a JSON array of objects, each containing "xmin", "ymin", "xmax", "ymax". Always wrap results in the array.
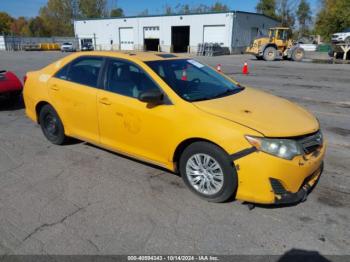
[
  {"xmin": 123, "ymin": 113, "xmax": 142, "ymax": 134},
  {"xmin": 38, "ymin": 74, "xmax": 50, "ymax": 83}
]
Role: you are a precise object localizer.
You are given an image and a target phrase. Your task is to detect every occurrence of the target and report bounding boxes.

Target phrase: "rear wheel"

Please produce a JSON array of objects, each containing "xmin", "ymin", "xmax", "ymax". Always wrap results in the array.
[
  {"xmin": 179, "ymin": 142, "xmax": 237, "ymax": 203},
  {"xmin": 263, "ymin": 47, "xmax": 277, "ymax": 61},
  {"xmin": 39, "ymin": 104, "xmax": 67, "ymax": 145},
  {"xmin": 291, "ymin": 48, "xmax": 305, "ymax": 62}
]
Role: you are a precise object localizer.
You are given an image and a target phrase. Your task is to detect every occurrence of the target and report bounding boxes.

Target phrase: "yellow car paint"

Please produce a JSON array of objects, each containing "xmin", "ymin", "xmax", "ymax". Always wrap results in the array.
[
  {"xmin": 23, "ymin": 51, "xmax": 326, "ymax": 204},
  {"xmin": 194, "ymin": 87, "xmax": 319, "ymax": 137}
]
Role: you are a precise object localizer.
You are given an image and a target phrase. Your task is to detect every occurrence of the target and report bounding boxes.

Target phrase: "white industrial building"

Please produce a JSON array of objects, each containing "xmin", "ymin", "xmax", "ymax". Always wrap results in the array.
[{"xmin": 74, "ymin": 11, "xmax": 278, "ymax": 54}]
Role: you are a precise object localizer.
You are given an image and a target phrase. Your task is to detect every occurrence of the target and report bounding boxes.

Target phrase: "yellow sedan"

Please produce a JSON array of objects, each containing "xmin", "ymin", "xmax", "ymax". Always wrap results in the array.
[{"xmin": 23, "ymin": 51, "xmax": 326, "ymax": 204}]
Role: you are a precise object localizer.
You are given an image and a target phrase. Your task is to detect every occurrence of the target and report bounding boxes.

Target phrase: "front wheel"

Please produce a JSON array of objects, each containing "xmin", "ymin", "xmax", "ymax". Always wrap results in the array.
[
  {"xmin": 179, "ymin": 142, "xmax": 237, "ymax": 203},
  {"xmin": 263, "ymin": 47, "xmax": 277, "ymax": 61},
  {"xmin": 39, "ymin": 104, "xmax": 67, "ymax": 145}
]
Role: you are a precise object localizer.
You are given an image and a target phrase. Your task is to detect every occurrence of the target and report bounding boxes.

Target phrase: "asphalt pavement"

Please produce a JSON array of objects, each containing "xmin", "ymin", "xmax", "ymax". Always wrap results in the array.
[{"xmin": 0, "ymin": 51, "xmax": 349, "ymax": 256}]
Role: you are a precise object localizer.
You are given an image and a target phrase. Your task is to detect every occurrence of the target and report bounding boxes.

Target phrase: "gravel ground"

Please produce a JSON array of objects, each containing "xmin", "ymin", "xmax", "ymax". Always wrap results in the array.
[{"xmin": 0, "ymin": 51, "xmax": 349, "ymax": 258}]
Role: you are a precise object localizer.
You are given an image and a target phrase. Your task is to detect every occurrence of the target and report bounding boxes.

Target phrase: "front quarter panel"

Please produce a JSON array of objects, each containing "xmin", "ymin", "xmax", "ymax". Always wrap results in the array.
[{"xmin": 165, "ymin": 102, "xmax": 262, "ymax": 168}]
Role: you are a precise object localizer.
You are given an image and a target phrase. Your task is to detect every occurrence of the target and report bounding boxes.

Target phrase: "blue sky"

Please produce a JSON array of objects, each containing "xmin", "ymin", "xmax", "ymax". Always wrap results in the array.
[{"xmin": 1, "ymin": 0, "xmax": 320, "ymax": 18}]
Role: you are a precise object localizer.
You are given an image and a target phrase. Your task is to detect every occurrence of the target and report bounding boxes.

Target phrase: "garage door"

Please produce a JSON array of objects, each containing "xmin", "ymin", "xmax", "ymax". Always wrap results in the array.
[
  {"xmin": 144, "ymin": 27, "xmax": 160, "ymax": 39},
  {"xmin": 203, "ymin": 25, "xmax": 226, "ymax": 45},
  {"xmin": 0, "ymin": 36, "xmax": 5, "ymax": 50},
  {"xmin": 119, "ymin": 27, "xmax": 134, "ymax": 50}
]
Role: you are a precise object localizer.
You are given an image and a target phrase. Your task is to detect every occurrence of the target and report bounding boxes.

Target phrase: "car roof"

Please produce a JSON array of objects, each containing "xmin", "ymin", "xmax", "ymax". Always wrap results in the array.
[{"xmin": 75, "ymin": 51, "xmax": 187, "ymax": 62}]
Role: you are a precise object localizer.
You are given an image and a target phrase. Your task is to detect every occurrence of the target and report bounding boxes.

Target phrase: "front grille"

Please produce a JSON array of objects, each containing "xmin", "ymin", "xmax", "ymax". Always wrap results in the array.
[{"xmin": 297, "ymin": 131, "xmax": 323, "ymax": 154}]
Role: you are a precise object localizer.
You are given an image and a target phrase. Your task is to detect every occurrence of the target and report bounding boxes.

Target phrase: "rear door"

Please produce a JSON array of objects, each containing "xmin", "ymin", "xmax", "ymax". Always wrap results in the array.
[{"xmin": 48, "ymin": 56, "xmax": 104, "ymax": 142}]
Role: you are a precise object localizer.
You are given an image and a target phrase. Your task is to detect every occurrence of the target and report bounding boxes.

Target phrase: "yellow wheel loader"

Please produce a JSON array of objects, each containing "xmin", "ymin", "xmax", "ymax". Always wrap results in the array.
[{"xmin": 246, "ymin": 27, "xmax": 305, "ymax": 62}]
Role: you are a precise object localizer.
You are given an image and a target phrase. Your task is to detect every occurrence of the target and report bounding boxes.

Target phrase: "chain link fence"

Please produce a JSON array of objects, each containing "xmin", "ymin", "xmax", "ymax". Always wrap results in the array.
[{"xmin": 1, "ymin": 36, "xmax": 79, "ymax": 51}]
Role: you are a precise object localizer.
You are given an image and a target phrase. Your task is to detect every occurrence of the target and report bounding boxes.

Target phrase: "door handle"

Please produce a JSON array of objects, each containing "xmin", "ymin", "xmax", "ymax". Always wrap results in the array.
[
  {"xmin": 50, "ymin": 84, "xmax": 59, "ymax": 91},
  {"xmin": 99, "ymin": 97, "xmax": 112, "ymax": 105}
]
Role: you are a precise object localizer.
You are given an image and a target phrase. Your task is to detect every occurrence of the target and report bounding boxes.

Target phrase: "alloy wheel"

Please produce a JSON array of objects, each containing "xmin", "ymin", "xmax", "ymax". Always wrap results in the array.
[{"xmin": 185, "ymin": 153, "xmax": 224, "ymax": 195}]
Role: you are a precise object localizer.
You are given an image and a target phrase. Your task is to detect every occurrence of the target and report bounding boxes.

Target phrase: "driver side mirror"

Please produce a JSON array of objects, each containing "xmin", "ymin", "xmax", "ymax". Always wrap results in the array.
[{"xmin": 138, "ymin": 89, "xmax": 164, "ymax": 104}]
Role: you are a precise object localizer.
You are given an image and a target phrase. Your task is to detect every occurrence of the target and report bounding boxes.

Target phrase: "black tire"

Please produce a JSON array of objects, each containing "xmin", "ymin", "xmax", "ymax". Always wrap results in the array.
[
  {"xmin": 291, "ymin": 47, "xmax": 305, "ymax": 62},
  {"xmin": 336, "ymin": 52, "xmax": 344, "ymax": 59},
  {"xmin": 39, "ymin": 104, "xmax": 67, "ymax": 145},
  {"xmin": 179, "ymin": 142, "xmax": 237, "ymax": 203},
  {"xmin": 263, "ymin": 46, "xmax": 277, "ymax": 61}
]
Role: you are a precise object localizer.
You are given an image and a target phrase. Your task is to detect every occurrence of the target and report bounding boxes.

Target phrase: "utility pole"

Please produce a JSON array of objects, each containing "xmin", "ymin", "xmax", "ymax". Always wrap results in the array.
[
  {"xmin": 93, "ymin": 33, "xmax": 97, "ymax": 49},
  {"xmin": 72, "ymin": 0, "xmax": 79, "ymax": 20}
]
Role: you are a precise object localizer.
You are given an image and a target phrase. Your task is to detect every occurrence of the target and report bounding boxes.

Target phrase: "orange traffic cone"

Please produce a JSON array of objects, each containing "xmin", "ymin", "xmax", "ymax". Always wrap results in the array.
[
  {"xmin": 242, "ymin": 62, "xmax": 249, "ymax": 75},
  {"xmin": 216, "ymin": 64, "xmax": 222, "ymax": 72},
  {"xmin": 181, "ymin": 68, "xmax": 187, "ymax": 81}
]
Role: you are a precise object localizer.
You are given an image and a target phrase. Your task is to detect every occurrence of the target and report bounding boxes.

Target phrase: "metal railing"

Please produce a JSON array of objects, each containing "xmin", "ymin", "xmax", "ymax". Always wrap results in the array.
[{"xmin": 2, "ymin": 36, "xmax": 78, "ymax": 51}]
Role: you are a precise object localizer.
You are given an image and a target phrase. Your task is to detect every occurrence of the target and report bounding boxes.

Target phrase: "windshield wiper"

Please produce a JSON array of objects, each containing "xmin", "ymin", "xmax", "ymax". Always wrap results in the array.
[
  {"xmin": 210, "ymin": 87, "xmax": 244, "ymax": 99},
  {"xmin": 189, "ymin": 86, "xmax": 244, "ymax": 102}
]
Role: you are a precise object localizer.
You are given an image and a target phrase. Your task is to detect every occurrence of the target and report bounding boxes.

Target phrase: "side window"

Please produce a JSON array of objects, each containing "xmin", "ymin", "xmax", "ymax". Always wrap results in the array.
[
  {"xmin": 105, "ymin": 60, "xmax": 160, "ymax": 98},
  {"xmin": 68, "ymin": 57, "xmax": 103, "ymax": 87},
  {"xmin": 55, "ymin": 57, "xmax": 103, "ymax": 88}
]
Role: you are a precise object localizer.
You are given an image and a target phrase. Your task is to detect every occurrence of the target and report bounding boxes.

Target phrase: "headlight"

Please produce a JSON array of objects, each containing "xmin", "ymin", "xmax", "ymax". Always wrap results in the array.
[{"xmin": 245, "ymin": 136, "xmax": 303, "ymax": 160}]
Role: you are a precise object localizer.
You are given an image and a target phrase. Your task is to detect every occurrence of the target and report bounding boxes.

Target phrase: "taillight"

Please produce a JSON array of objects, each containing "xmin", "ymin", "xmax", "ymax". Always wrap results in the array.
[{"xmin": 23, "ymin": 75, "xmax": 27, "ymax": 84}]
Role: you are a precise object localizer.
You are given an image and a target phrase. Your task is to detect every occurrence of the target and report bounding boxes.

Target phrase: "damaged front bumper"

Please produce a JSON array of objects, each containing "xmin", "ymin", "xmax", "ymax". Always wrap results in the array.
[
  {"xmin": 271, "ymin": 163, "xmax": 323, "ymax": 205},
  {"xmin": 233, "ymin": 140, "xmax": 326, "ymax": 205}
]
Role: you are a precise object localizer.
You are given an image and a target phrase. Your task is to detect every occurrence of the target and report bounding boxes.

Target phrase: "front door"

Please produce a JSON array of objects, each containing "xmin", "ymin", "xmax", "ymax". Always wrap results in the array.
[
  {"xmin": 48, "ymin": 56, "xmax": 104, "ymax": 142},
  {"xmin": 97, "ymin": 59, "xmax": 176, "ymax": 165}
]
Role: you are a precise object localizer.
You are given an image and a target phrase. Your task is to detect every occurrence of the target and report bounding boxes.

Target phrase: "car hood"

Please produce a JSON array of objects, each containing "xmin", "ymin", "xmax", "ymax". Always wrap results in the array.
[{"xmin": 193, "ymin": 87, "xmax": 319, "ymax": 137}]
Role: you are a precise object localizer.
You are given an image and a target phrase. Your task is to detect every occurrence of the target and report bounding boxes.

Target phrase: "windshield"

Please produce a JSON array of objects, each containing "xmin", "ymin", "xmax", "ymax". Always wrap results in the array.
[{"xmin": 146, "ymin": 59, "xmax": 243, "ymax": 102}]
